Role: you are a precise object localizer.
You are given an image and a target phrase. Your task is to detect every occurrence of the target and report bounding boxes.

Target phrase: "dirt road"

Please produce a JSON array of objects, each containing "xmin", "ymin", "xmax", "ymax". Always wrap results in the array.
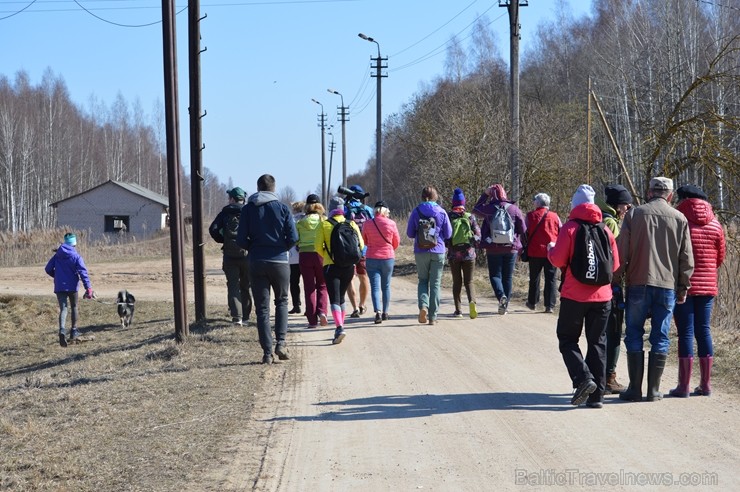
[
  {"xmin": 5, "ymin": 259, "xmax": 738, "ymax": 491},
  {"xmin": 207, "ymin": 276, "xmax": 739, "ymax": 491}
]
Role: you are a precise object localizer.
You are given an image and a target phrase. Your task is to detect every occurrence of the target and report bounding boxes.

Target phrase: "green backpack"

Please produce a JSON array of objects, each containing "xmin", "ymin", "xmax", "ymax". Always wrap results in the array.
[{"xmin": 450, "ymin": 212, "xmax": 473, "ymax": 249}]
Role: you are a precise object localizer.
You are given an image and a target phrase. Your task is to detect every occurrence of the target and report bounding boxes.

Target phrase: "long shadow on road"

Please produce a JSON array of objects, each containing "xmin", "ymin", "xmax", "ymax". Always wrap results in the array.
[{"xmin": 267, "ymin": 392, "xmax": 577, "ymax": 422}]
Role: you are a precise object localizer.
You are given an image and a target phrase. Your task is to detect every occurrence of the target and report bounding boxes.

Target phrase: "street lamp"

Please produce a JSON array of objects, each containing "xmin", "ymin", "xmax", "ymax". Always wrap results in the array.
[
  {"xmin": 311, "ymin": 98, "xmax": 327, "ymax": 205},
  {"xmin": 359, "ymin": 32, "xmax": 386, "ymax": 200},
  {"xmin": 327, "ymin": 88, "xmax": 348, "ymax": 188}
]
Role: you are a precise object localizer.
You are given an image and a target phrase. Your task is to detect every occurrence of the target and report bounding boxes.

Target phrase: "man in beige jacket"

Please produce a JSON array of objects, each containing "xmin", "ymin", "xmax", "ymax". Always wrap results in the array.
[{"xmin": 615, "ymin": 176, "xmax": 694, "ymax": 403}]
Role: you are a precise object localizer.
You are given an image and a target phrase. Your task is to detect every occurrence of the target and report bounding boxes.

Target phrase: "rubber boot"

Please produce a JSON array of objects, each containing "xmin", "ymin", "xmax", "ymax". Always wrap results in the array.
[
  {"xmin": 695, "ymin": 356, "xmax": 713, "ymax": 396},
  {"xmin": 646, "ymin": 352, "xmax": 667, "ymax": 402},
  {"xmin": 668, "ymin": 357, "xmax": 693, "ymax": 398},
  {"xmin": 619, "ymin": 351, "xmax": 644, "ymax": 402}
]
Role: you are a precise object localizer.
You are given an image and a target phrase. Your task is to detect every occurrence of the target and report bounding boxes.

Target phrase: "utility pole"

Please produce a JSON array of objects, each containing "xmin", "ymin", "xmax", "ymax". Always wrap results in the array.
[
  {"xmin": 161, "ymin": 0, "xmax": 188, "ymax": 342},
  {"xmin": 311, "ymin": 99, "xmax": 327, "ymax": 204},
  {"xmin": 328, "ymin": 89, "xmax": 348, "ymax": 188},
  {"xmin": 359, "ymin": 33, "xmax": 387, "ymax": 200},
  {"xmin": 327, "ymin": 133, "xmax": 336, "ymax": 198},
  {"xmin": 500, "ymin": 0, "xmax": 527, "ymax": 201},
  {"xmin": 188, "ymin": 0, "xmax": 206, "ymax": 321}
]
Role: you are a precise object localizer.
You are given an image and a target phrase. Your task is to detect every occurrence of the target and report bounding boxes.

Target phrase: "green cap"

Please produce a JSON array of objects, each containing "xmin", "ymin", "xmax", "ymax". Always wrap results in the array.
[{"xmin": 227, "ymin": 187, "xmax": 246, "ymax": 200}]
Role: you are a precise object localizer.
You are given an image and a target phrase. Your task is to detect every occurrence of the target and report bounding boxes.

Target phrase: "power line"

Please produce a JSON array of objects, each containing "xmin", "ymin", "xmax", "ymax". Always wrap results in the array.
[
  {"xmin": 72, "ymin": 0, "xmax": 185, "ymax": 26},
  {"xmin": 0, "ymin": 0, "xmax": 38, "ymax": 20}
]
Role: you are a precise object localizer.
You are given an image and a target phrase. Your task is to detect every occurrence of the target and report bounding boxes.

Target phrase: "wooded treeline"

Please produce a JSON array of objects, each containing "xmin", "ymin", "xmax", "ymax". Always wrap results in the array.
[
  {"xmin": 349, "ymin": 0, "xmax": 740, "ymax": 220},
  {"xmin": 0, "ymin": 68, "xmax": 228, "ymax": 233}
]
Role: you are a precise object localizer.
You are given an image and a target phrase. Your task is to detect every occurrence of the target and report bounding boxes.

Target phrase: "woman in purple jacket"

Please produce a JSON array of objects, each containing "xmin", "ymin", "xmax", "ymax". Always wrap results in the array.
[
  {"xmin": 406, "ymin": 186, "xmax": 452, "ymax": 325},
  {"xmin": 45, "ymin": 233, "xmax": 94, "ymax": 347},
  {"xmin": 473, "ymin": 183, "xmax": 527, "ymax": 315}
]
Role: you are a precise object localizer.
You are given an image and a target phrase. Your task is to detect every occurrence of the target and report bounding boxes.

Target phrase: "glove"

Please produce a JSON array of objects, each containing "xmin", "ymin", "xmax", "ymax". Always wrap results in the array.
[
  {"xmin": 83, "ymin": 287, "xmax": 95, "ymax": 299},
  {"xmin": 612, "ymin": 284, "xmax": 625, "ymax": 310}
]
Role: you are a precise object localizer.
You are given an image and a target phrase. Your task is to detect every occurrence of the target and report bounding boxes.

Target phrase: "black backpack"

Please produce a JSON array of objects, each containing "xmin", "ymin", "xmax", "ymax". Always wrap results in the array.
[
  {"xmin": 569, "ymin": 219, "xmax": 613, "ymax": 285},
  {"xmin": 416, "ymin": 208, "xmax": 438, "ymax": 249},
  {"xmin": 328, "ymin": 218, "xmax": 362, "ymax": 267},
  {"xmin": 222, "ymin": 209, "xmax": 247, "ymax": 258}
]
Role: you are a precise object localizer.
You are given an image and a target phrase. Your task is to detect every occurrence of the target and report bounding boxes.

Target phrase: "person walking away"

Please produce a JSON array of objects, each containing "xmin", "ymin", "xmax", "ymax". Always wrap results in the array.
[
  {"xmin": 524, "ymin": 193, "xmax": 561, "ymax": 314},
  {"xmin": 615, "ymin": 177, "xmax": 694, "ymax": 402},
  {"xmin": 473, "ymin": 183, "xmax": 527, "ymax": 315},
  {"xmin": 446, "ymin": 188, "xmax": 481, "ymax": 319},
  {"xmin": 547, "ymin": 185, "xmax": 620, "ymax": 408},
  {"xmin": 209, "ymin": 187, "xmax": 253, "ymax": 325},
  {"xmin": 668, "ymin": 185, "xmax": 725, "ymax": 397},
  {"xmin": 344, "ymin": 185, "xmax": 374, "ymax": 318},
  {"xmin": 288, "ymin": 201, "xmax": 305, "ymax": 314},
  {"xmin": 321, "ymin": 196, "xmax": 364, "ymax": 344},
  {"xmin": 237, "ymin": 174, "xmax": 298, "ymax": 364},
  {"xmin": 296, "ymin": 194, "xmax": 330, "ymax": 329},
  {"xmin": 596, "ymin": 184, "xmax": 633, "ymax": 394},
  {"xmin": 406, "ymin": 186, "xmax": 452, "ymax": 325},
  {"xmin": 45, "ymin": 233, "xmax": 95, "ymax": 347},
  {"xmin": 361, "ymin": 200, "xmax": 400, "ymax": 323}
]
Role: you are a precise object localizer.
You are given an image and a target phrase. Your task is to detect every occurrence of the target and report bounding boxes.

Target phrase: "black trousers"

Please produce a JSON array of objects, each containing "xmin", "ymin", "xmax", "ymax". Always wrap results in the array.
[
  {"xmin": 556, "ymin": 298, "xmax": 610, "ymax": 397},
  {"xmin": 289, "ymin": 263, "xmax": 302, "ymax": 308},
  {"xmin": 527, "ymin": 256, "xmax": 558, "ymax": 309}
]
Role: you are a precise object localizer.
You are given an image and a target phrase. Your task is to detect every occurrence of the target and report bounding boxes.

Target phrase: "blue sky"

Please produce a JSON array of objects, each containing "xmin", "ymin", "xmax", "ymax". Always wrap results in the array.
[{"xmin": 1, "ymin": 0, "xmax": 591, "ymax": 199}]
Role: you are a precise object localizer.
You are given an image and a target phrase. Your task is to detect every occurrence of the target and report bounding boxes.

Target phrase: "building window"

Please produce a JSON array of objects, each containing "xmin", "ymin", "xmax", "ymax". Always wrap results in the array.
[{"xmin": 105, "ymin": 215, "xmax": 130, "ymax": 233}]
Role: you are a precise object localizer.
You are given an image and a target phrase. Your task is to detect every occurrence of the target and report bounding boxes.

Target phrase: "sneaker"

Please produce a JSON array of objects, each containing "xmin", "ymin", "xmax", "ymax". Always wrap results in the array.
[
  {"xmin": 318, "ymin": 313, "xmax": 328, "ymax": 326},
  {"xmin": 359, "ymin": 306, "xmax": 367, "ymax": 315},
  {"xmin": 374, "ymin": 312, "xmax": 382, "ymax": 324},
  {"xmin": 469, "ymin": 302, "xmax": 478, "ymax": 320},
  {"xmin": 232, "ymin": 317, "xmax": 242, "ymax": 325},
  {"xmin": 381, "ymin": 313, "xmax": 389, "ymax": 321},
  {"xmin": 275, "ymin": 343, "xmax": 290, "ymax": 360},
  {"xmin": 452, "ymin": 310, "xmax": 463, "ymax": 318},
  {"xmin": 350, "ymin": 309, "xmax": 360, "ymax": 318},
  {"xmin": 586, "ymin": 400, "xmax": 604, "ymax": 409},
  {"xmin": 262, "ymin": 354, "xmax": 273, "ymax": 364},
  {"xmin": 288, "ymin": 306, "xmax": 302, "ymax": 314},
  {"xmin": 525, "ymin": 301, "xmax": 536, "ymax": 311},
  {"xmin": 332, "ymin": 328, "xmax": 346, "ymax": 344},
  {"xmin": 545, "ymin": 307, "xmax": 555, "ymax": 314},
  {"xmin": 498, "ymin": 296, "xmax": 508, "ymax": 315},
  {"xmin": 307, "ymin": 324, "xmax": 318, "ymax": 329},
  {"xmin": 58, "ymin": 332, "xmax": 68, "ymax": 347},
  {"xmin": 70, "ymin": 328, "xmax": 80, "ymax": 340},
  {"xmin": 428, "ymin": 319, "xmax": 438, "ymax": 325},
  {"xmin": 418, "ymin": 308, "xmax": 428, "ymax": 324},
  {"xmin": 571, "ymin": 380, "xmax": 597, "ymax": 406}
]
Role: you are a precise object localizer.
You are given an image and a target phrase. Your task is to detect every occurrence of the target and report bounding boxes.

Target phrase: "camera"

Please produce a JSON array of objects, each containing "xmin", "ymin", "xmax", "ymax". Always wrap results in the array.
[{"xmin": 337, "ymin": 186, "xmax": 370, "ymax": 201}]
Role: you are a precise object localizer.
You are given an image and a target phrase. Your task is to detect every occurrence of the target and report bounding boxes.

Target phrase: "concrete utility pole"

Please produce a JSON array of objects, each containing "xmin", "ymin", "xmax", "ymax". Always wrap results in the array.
[
  {"xmin": 188, "ymin": 0, "xmax": 206, "ymax": 321},
  {"xmin": 328, "ymin": 89, "xmax": 348, "ymax": 188},
  {"xmin": 161, "ymin": 0, "xmax": 188, "ymax": 342},
  {"xmin": 311, "ymin": 99, "xmax": 327, "ymax": 204},
  {"xmin": 327, "ymin": 132, "xmax": 336, "ymax": 198},
  {"xmin": 500, "ymin": 0, "xmax": 527, "ymax": 202},
  {"xmin": 359, "ymin": 33, "xmax": 387, "ymax": 200}
]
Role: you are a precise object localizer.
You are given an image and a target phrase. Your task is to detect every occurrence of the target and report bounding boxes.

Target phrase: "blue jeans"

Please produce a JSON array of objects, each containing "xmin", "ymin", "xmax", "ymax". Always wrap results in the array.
[
  {"xmin": 415, "ymin": 252, "xmax": 445, "ymax": 319},
  {"xmin": 486, "ymin": 252, "xmax": 517, "ymax": 301},
  {"xmin": 56, "ymin": 291, "xmax": 79, "ymax": 334},
  {"xmin": 366, "ymin": 258, "xmax": 395, "ymax": 314},
  {"xmin": 624, "ymin": 285, "xmax": 676, "ymax": 354},
  {"xmin": 674, "ymin": 296, "xmax": 715, "ymax": 357},
  {"xmin": 249, "ymin": 260, "xmax": 290, "ymax": 357}
]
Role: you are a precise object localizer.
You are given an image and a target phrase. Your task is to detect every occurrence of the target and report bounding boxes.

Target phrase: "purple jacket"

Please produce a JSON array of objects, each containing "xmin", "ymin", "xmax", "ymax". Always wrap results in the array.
[
  {"xmin": 472, "ymin": 187, "xmax": 527, "ymax": 254},
  {"xmin": 45, "ymin": 243, "xmax": 92, "ymax": 293},
  {"xmin": 406, "ymin": 201, "xmax": 452, "ymax": 254}
]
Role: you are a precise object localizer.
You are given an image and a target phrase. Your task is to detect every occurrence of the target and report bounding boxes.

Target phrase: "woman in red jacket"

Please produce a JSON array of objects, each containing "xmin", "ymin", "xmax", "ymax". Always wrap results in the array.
[
  {"xmin": 547, "ymin": 185, "xmax": 620, "ymax": 408},
  {"xmin": 524, "ymin": 192, "xmax": 562, "ymax": 313},
  {"xmin": 362, "ymin": 201, "xmax": 401, "ymax": 323},
  {"xmin": 669, "ymin": 185, "xmax": 726, "ymax": 398}
]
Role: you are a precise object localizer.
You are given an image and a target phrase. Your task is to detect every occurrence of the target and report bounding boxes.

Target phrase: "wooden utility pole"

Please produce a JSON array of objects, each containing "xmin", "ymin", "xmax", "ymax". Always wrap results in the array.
[
  {"xmin": 161, "ymin": 0, "xmax": 189, "ymax": 342},
  {"xmin": 500, "ymin": 0, "xmax": 527, "ymax": 201}
]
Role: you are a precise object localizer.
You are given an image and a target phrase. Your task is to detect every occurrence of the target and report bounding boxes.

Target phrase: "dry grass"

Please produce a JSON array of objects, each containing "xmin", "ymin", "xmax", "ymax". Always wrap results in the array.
[{"xmin": 0, "ymin": 294, "xmax": 266, "ymax": 491}]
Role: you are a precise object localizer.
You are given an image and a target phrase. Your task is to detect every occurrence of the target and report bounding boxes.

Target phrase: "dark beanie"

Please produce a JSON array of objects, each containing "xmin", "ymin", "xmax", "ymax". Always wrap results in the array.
[
  {"xmin": 452, "ymin": 188, "xmax": 466, "ymax": 207},
  {"xmin": 605, "ymin": 184, "xmax": 633, "ymax": 207},
  {"xmin": 676, "ymin": 185, "xmax": 708, "ymax": 201}
]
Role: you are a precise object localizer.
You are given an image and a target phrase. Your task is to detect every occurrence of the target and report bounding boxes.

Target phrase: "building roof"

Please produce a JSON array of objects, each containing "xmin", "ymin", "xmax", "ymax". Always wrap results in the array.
[{"xmin": 50, "ymin": 180, "xmax": 169, "ymax": 208}]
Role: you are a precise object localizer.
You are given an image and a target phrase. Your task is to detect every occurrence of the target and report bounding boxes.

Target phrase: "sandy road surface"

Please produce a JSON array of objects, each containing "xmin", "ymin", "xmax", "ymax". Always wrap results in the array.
[
  {"xmin": 210, "ymin": 276, "xmax": 740, "ymax": 492},
  {"xmin": 5, "ymin": 258, "xmax": 739, "ymax": 491}
]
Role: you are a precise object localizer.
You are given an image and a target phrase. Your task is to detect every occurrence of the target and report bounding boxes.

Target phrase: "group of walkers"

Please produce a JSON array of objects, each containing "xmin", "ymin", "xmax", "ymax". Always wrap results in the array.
[{"xmin": 48, "ymin": 171, "xmax": 725, "ymax": 410}]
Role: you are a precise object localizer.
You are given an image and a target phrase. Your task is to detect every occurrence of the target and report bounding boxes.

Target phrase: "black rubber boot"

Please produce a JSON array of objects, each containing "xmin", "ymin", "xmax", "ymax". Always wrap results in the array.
[
  {"xmin": 646, "ymin": 352, "xmax": 667, "ymax": 402},
  {"xmin": 619, "ymin": 351, "xmax": 644, "ymax": 402}
]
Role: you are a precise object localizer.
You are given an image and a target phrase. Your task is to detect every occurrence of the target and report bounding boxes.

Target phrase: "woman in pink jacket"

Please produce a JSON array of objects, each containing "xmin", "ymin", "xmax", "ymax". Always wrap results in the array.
[
  {"xmin": 362, "ymin": 201, "xmax": 401, "ymax": 324},
  {"xmin": 669, "ymin": 185, "xmax": 726, "ymax": 398},
  {"xmin": 547, "ymin": 185, "xmax": 620, "ymax": 409}
]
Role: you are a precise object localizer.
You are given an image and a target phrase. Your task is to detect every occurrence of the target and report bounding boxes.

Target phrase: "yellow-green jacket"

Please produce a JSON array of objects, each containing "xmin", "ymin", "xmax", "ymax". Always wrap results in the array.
[
  {"xmin": 320, "ymin": 214, "xmax": 364, "ymax": 266},
  {"xmin": 296, "ymin": 213, "xmax": 325, "ymax": 253}
]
